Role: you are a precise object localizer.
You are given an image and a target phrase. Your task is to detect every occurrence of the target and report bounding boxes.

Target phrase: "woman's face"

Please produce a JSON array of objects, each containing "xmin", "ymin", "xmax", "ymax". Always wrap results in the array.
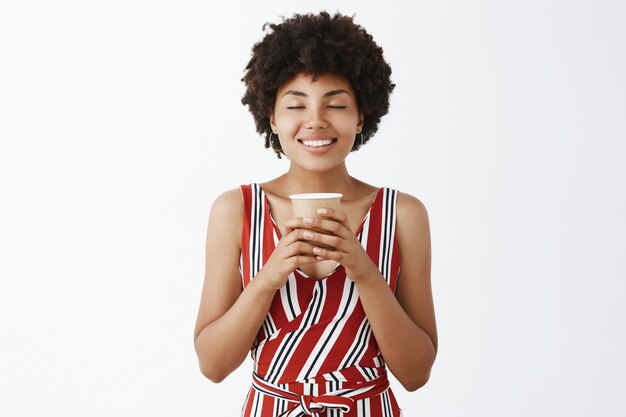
[{"xmin": 270, "ymin": 72, "xmax": 363, "ymax": 171}]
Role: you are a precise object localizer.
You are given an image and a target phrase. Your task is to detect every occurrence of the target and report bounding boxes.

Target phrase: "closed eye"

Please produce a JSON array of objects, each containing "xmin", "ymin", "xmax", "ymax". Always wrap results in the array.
[{"xmin": 287, "ymin": 105, "xmax": 346, "ymax": 109}]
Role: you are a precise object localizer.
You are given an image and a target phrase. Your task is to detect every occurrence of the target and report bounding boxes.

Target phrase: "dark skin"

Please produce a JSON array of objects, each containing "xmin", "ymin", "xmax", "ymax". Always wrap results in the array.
[
  {"xmin": 259, "ymin": 178, "xmax": 380, "ymax": 279},
  {"xmin": 194, "ymin": 72, "xmax": 437, "ymax": 390}
]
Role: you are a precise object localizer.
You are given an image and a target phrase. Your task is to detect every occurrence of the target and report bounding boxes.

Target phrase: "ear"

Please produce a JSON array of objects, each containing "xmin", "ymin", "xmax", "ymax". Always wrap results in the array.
[
  {"xmin": 357, "ymin": 113, "xmax": 364, "ymax": 132},
  {"xmin": 269, "ymin": 114, "xmax": 277, "ymax": 132}
]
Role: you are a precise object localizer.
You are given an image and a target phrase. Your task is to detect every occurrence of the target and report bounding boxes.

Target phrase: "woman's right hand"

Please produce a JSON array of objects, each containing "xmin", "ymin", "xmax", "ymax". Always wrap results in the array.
[{"xmin": 257, "ymin": 219, "xmax": 319, "ymax": 290}]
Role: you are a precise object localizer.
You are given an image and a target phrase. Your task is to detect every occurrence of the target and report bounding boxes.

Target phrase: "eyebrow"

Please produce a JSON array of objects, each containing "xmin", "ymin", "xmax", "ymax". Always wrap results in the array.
[{"xmin": 281, "ymin": 89, "xmax": 350, "ymax": 98}]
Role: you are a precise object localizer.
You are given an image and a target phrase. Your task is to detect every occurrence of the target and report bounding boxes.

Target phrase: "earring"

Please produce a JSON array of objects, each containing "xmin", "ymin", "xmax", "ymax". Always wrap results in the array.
[
  {"xmin": 356, "ymin": 132, "xmax": 364, "ymax": 150},
  {"xmin": 269, "ymin": 132, "xmax": 277, "ymax": 148},
  {"xmin": 270, "ymin": 132, "xmax": 284, "ymax": 155}
]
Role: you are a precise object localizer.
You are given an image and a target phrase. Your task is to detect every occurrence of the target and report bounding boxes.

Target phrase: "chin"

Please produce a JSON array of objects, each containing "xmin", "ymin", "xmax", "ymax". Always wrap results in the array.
[{"xmin": 304, "ymin": 159, "xmax": 348, "ymax": 173}]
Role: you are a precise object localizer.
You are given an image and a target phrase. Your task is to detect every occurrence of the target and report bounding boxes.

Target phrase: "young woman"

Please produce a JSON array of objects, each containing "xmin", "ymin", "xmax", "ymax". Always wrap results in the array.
[{"xmin": 194, "ymin": 11, "xmax": 437, "ymax": 417}]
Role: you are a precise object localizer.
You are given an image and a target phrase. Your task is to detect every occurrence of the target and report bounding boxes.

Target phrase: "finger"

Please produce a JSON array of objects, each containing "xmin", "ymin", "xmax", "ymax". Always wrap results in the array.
[
  {"xmin": 312, "ymin": 246, "xmax": 342, "ymax": 263},
  {"xmin": 282, "ymin": 228, "xmax": 312, "ymax": 246},
  {"xmin": 284, "ymin": 221, "xmax": 297, "ymax": 235},
  {"xmin": 286, "ymin": 240, "xmax": 317, "ymax": 257},
  {"xmin": 301, "ymin": 230, "xmax": 343, "ymax": 250},
  {"xmin": 311, "ymin": 218, "xmax": 350, "ymax": 238},
  {"xmin": 284, "ymin": 228, "xmax": 327, "ymax": 246},
  {"xmin": 316, "ymin": 207, "xmax": 349, "ymax": 224},
  {"xmin": 294, "ymin": 255, "xmax": 323, "ymax": 265},
  {"xmin": 285, "ymin": 216, "xmax": 350, "ymax": 238},
  {"xmin": 284, "ymin": 217, "xmax": 313, "ymax": 232}
]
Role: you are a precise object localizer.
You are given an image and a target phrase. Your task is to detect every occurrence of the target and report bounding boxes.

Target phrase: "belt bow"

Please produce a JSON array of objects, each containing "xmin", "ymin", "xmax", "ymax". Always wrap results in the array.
[
  {"xmin": 297, "ymin": 394, "xmax": 354, "ymax": 416},
  {"xmin": 252, "ymin": 371, "xmax": 389, "ymax": 417}
]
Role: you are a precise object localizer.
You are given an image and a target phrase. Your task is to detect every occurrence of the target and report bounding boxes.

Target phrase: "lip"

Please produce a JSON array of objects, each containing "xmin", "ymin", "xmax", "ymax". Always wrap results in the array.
[
  {"xmin": 298, "ymin": 134, "xmax": 337, "ymax": 141},
  {"xmin": 297, "ymin": 136, "xmax": 337, "ymax": 154}
]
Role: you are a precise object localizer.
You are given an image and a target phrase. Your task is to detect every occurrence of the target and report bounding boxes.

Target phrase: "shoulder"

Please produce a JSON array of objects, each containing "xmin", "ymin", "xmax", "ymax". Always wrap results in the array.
[
  {"xmin": 207, "ymin": 187, "xmax": 244, "ymax": 240},
  {"xmin": 395, "ymin": 191, "xmax": 429, "ymax": 226},
  {"xmin": 394, "ymin": 191, "xmax": 431, "ymax": 247},
  {"xmin": 210, "ymin": 187, "xmax": 244, "ymax": 217}
]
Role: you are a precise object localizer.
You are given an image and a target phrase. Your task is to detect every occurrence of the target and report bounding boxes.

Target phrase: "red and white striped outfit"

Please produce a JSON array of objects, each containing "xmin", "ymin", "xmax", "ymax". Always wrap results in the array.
[{"xmin": 239, "ymin": 183, "xmax": 402, "ymax": 417}]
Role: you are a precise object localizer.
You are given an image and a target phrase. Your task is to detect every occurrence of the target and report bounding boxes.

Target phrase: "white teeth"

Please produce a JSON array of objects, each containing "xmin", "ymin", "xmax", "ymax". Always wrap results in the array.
[{"xmin": 301, "ymin": 139, "xmax": 334, "ymax": 147}]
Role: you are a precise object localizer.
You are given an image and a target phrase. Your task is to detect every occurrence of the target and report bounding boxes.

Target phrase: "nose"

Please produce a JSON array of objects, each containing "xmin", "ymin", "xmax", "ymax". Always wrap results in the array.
[{"xmin": 304, "ymin": 107, "xmax": 328, "ymax": 129}]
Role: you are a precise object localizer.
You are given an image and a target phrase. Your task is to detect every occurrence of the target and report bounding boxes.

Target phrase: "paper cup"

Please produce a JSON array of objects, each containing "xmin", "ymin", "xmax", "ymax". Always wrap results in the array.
[
  {"xmin": 289, "ymin": 193, "xmax": 343, "ymax": 219},
  {"xmin": 289, "ymin": 193, "xmax": 343, "ymax": 251}
]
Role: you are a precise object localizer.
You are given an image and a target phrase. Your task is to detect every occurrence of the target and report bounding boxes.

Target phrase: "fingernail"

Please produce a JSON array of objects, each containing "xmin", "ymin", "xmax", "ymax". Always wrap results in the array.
[
  {"xmin": 303, "ymin": 231, "xmax": 314, "ymax": 239},
  {"xmin": 313, "ymin": 247, "xmax": 322, "ymax": 255},
  {"xmin": 316, "ymin": 256, "xmax": 325, "ymax": 261},
  {"xmin": 316, "ymin": 208, "xmax": 327, "ymax": 215},
  {"xmin": 303, "ymin": 217, "xmax": 313, "ymax": 224}
]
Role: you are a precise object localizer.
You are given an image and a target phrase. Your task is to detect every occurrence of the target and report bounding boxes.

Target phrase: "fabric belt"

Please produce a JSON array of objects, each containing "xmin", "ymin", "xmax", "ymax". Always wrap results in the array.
[{"xmin": 251, "ymin": 372, "xmax": 390, "ymax": 417}]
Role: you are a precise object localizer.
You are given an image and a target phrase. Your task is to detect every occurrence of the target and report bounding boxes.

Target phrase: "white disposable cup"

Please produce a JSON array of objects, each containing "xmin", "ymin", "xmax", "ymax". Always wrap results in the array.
[
  {"xmin": 289, "ymin": 193, "xmax": 343, "ymax": 250},
  {"xmin": 288, "ymin": 193, "xmax": 343, "ymax": 219}
]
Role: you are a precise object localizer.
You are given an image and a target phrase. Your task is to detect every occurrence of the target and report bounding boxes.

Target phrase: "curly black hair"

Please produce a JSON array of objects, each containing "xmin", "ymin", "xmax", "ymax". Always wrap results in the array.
[{"xmin": 241, "ymin": 11, "xmax": 395, "ymax": 158}]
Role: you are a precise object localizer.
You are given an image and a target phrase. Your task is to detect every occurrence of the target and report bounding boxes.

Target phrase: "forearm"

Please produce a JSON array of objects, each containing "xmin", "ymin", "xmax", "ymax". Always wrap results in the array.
[
  {"xmin": 356, "ymin": 272, "xmax": 436, "ymax": 391},
  {"xmin": 194, "ymin": 275, "xmax": 276, "ymax": 382}
]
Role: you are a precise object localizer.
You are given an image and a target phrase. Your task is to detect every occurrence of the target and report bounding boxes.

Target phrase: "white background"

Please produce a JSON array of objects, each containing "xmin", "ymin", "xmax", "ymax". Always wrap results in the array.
[{"xmin": 1, "ymin": 1, "xmax": 625, "ymax": 416}]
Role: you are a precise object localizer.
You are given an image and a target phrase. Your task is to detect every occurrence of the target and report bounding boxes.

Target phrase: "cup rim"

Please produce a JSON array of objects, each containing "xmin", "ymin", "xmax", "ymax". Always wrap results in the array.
[{"xmin": 289, "ymin": 193, "xmax": 343, "ymax": 199}]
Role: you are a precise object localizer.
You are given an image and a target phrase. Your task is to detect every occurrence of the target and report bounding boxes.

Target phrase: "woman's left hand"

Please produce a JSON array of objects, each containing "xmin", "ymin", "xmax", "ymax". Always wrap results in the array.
[{"xmin": 298, "ymin": 207, "xmax": 379, "ymax": 284}]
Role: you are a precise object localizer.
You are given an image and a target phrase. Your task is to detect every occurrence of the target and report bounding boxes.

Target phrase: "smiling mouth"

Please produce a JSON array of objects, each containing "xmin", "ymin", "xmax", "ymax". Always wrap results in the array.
[{"xmin": 298, "ymin": 138, "xmax": 337, "ymax": 147}]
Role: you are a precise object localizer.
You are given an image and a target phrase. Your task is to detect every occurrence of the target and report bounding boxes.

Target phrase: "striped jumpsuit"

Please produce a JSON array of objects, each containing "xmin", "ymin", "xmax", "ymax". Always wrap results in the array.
[{"xmin": 240, "ymin": 183, "xmax": 402, "ymax": 417}]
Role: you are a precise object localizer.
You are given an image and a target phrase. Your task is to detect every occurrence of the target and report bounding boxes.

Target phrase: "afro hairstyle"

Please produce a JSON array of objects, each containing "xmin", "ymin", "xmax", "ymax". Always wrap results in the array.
[{"xmin": 241, "ymin": 11, "xmax": 395, "ymax": 158}]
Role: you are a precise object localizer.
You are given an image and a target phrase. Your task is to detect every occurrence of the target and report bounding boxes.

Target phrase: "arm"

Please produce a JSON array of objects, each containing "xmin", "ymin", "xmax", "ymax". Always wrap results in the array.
[
  {"xmin": 302, "ymin": 193, "xmax": 437, "ymax": 391},
  {"xmin": 193, "ymin": 188, "xmax": 323, "ymax": 383},
  {"xmin": 193, "ymin": 188, "xmax": 276, "ymax": 383},
  {"xmin": 353, "ymin": 193, "xmax": 437, "ymax": 390}
]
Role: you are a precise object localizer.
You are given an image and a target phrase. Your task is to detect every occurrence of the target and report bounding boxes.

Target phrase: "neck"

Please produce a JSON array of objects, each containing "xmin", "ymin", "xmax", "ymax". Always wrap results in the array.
[{"xmin": 277, "ymin": 162, "xmax": 358, "ymax": 197}]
